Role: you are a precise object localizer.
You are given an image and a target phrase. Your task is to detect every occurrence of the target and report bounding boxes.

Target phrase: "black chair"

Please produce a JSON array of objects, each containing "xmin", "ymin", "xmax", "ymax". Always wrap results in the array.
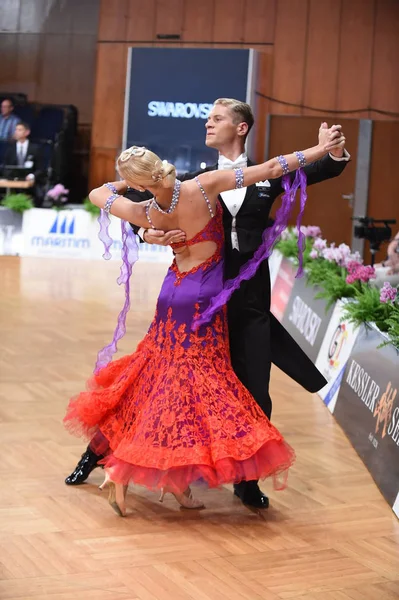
[
  {"xmin": 30, "ymin": 106, "xmax": 65, "ymax": 142},
  {"xmin": 14, "ymin": 104, "xmax": 36, "ymax": 128},
  {"xmin": 0, "ymin": 140, "xmax": 8, "ymax": 168}
]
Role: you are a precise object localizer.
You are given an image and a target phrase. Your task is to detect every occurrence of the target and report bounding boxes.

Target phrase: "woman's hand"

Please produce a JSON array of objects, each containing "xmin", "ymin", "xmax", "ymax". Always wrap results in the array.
[{"xmin": 143, "ymin": 229, "xmax": 186, "ymax": 246}]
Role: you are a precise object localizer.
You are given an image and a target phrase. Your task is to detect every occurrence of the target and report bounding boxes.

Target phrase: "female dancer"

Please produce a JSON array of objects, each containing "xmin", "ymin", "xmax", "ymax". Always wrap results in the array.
[{"xmin": 64, "ymin": 134, "xmax": 343, "ymax": 516}]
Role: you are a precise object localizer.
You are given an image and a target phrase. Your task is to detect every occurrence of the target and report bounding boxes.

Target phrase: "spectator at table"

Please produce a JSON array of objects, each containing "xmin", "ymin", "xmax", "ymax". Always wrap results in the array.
[{"xmin": 0, "ymin": 98, "xmax": 21, "ymax": 140}]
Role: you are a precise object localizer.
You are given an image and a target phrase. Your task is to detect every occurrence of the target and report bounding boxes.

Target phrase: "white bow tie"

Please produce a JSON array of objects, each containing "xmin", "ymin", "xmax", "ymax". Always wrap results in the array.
[{"xmin": 218, "ymin": 154, "xmax": 247, "ymax": 171}]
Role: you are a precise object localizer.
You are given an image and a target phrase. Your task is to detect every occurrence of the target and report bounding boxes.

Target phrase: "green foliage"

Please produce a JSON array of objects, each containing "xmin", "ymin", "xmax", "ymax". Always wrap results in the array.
[
  {"xmin": 275, "ymin": 226, "xmax": 399, "ymax": 350},
  {"xmin": 381, "ymin": 303, "xmax": 399, "ymax": 350},
  {"xmin": 341, "ymin": 285, "xmax": 393, "ymax": 333},
  {"xmin": 305, "ymin": 259, "xmax": 358, "ymax": 310},
  {"xmin": 83, "ymin": 197, "xmax": 100, "ymax": 217},
  {"xmin": 275, "ymin": 229, "xmax": 314, "ymax": 267},
  {"xmin": 2, "ymin": 193, "xmax": 33, "ymax": 213}
]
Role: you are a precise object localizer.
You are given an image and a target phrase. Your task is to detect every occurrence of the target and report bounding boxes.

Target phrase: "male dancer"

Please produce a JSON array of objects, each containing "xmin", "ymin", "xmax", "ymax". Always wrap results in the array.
[{"xmin": 66, "ymin": 99, "xmax": 349, "ymax": 509}]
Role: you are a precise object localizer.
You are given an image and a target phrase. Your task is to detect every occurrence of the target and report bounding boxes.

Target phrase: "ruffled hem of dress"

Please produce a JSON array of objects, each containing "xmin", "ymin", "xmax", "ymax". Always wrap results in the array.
[{"xmin": 96, "ymin": 438, "xmax": 295, "ymax": 494}]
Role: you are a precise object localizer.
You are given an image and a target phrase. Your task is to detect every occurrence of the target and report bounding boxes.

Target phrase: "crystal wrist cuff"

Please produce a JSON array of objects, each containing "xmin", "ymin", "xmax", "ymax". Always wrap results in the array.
[
  {"xmin": 276, "ymin": 155, "xmax": 290, "ymax": 176},
  {"xmin": 104, "ymin": 182, "xmax": 118, "ymax": 194},
  {"xmin": 234, "ymin": 167, "xmax": 244, "ymax": 189},
  {"xmin": 294, "ymin": 151, "xmax": 306, "ymax": 168},
  {"xmin": 104, "ymin": 193, "xmax": 119, "ymax": 214}
]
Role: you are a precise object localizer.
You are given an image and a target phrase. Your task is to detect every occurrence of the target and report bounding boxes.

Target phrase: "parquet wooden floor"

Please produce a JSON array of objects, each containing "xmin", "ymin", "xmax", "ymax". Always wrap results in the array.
[{"xmin": 1, "ymin": 256, "xmax": 398, "ymax": 600}]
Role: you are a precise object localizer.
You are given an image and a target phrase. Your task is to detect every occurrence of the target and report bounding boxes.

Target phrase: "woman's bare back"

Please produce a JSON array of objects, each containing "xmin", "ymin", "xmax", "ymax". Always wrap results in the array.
[{"xmin": 137, "ymin": 178, "xmax": 220, "ymax": 273}]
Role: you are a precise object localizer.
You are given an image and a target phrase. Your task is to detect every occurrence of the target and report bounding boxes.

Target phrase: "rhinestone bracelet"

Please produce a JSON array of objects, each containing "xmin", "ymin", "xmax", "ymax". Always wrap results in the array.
[
  {"xmin": 294, "ymin": 151, "xmax": 306, "ymax": 168},
  {"xmin": 104, "ymin": 182, "xmax": 118, "ymax": 194},
  {"xmin": 234, "ymin": 167, "xmax": 244, "ymax": 189},
  {"xmin": 276, "ymin": 155, "xmax": 290, "ymax": 176},
  {"xmin": 104, "ymin": 193, "xmax": 119, "ymax": 214}
]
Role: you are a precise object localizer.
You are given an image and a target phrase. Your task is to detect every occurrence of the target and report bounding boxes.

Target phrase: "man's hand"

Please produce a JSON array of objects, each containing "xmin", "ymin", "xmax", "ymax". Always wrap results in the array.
[
  {"xmin": 143, "ymin": 228, "xmax": 186, "ymax": 246},
  {"xmin": 319, "ymin": 122, "xmax": 346, "ymax": 157}
]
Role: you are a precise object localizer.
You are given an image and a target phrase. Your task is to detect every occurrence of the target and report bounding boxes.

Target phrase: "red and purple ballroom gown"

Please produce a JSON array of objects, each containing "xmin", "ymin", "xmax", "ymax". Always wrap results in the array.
[{"xmin": 64, "ymin": 183, "xmax": 295, "ymax": 493}]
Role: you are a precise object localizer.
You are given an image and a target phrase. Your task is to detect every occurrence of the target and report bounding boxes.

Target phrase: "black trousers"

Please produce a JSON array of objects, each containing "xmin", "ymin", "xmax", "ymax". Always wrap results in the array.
[
  {"xmin": 225, "ymin": 250, "xmax": 327, "ymax": 421},
  {"xmin": 226, "ymin": 252, "xmax": 273, "ymax": 420}
]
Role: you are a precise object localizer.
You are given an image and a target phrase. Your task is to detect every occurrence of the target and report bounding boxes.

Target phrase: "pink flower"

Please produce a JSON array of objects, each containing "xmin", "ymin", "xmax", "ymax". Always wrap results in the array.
[
  {"xmin": 313, "ymin": 238, "xmax": 327, "ymax": 251},
  {"xmin": 322, "ymin": 244, "xmax": 336, "ymax": 262},
  {"xmin": 380, "ymin": 282, "xmax": 398, "ymax": 303},
  {"xmin": 306, "ymin": 226, "xmax": 322, "ymax": 238},
  {"xmin": 345, "ymin": 262, "xmax": 376, "ymax": 284},
  {"xmin": 343, "ymin": 251, "xmax": 362, "ymax": 268},
  {"xmin": 47, "ymin": 184, "xmax": 69, "ymax": 199},
  {"xmin": 300, "ymin": 225, "xmax": 308, "ymax": 237},
  {"xmin": 309, "ymin": 249, "xmax": 319, "ymax": 259}
]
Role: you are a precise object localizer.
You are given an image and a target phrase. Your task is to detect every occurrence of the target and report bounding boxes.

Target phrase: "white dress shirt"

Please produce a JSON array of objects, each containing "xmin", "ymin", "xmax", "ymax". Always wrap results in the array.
[{"xmin": 218, "ymin": 153, "xmax": 248, "ymax": 250}]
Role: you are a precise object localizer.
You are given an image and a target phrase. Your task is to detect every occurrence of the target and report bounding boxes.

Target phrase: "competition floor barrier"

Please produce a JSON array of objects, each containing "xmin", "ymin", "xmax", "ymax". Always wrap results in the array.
[
  {"xmin": 0, "ymin": 207, "xmax": 173, "ymax": 263},
  {"xmin": 269, "ymin": 253, "xmax": 399, "ymax": 519}
]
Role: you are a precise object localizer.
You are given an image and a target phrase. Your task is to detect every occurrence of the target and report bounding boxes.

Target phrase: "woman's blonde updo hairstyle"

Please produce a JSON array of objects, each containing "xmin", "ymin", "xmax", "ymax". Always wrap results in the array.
[{"xmin": 117, "ymin": 146, "xmax": 176, "ymax": 189}]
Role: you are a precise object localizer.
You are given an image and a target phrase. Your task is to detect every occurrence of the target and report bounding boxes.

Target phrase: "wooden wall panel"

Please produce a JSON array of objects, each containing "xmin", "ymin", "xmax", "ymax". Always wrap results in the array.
[
  {"xmin": 270, "ymin": 0, "xmax": 309, "ymax": 114},
  {"xmin": 243, "ymin": 0, "xmax": 276, "ymax": 45},
  {"xmin": 37, "ymin": 35, "xmax": 71, "ymax": 106},
  {"xmin": 212, "ymin": 0, "xmax": 246, "ymax": 43},
  {"xmin": 70, "ymin": 0, "xmax": 101, "ymax": 35},
  {"xmin": 336, "ymin": 0, "xmax": 375, "ymax": 119},
  {"xmin": 91, "ymin": 44, "xmax": 128, "ymax": 149},
  {"xmin": 19, "ymin": 0, "xmax": 99, "ymax": 35},
  {"xmin": 67, "ymin": 35, "xmax": 98, "ymax": 124},
  {"xmin": 267, "ymin": 115, "xmax": 359, "ymax": 246},
  {"xmin": 98, "ymin": 0, "xmax": 128, "ymax": 41},
  {"xmin": 89, "ymin": 148, "xmax": 119, "ymax": 190},
  {"xmin": 126, "ymin": 0, "xmax": 156, "ymax": 41},
  {"xmin": 0, "ymin": 34, "xmax": 18, "ymax": 87},
  {"xmin": 370, "ymin": 0, "xmax": 399, "ymax": 120},
  {"xmin": 16, "ymin": 34, "xmax": 40, "ymax": 99},
  {"xmin": 0, "ymin": 0, "xmax": 100, "ymax": 125},
  {"xmin": 155, "ymin": 0, "xmax": 184, "ymax": 37},
  {"xmin": 44, "ymin": 1, "xmax": 74, "ymax": 33},
  {"xmin": 183, "ymin": 0, "xmax": 214, "ymax": 42},
  {"xmin": 302, "ymin": 0, "xmax": 341, "ymax": 117}
]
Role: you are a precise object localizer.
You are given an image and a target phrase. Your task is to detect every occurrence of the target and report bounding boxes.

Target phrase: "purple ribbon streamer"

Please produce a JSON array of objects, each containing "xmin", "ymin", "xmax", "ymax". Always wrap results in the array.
[
  {"xmin": 193, "ymin": 169, "xmax": 308, "ymax": 330},
  {"xmin": 295, "ymin": 169, "xmax": 307, "ymax": 277},
  {"xmin": 95, "ymin": 211, "xmax": 139, "ymax": 372}
]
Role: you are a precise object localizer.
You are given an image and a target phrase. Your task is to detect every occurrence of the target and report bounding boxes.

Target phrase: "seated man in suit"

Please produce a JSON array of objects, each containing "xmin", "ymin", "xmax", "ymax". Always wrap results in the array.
[
  {"xmin": 0, "ymin": 98, "xmax": 21, "ymax": 140},
  {"xmin": 4, "ymin": 122, "xmax": 44, "ymax": 205}
]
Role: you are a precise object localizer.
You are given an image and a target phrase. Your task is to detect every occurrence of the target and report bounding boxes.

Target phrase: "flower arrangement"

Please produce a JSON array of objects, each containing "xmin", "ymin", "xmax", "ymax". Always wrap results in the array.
[
  {"xmin": 276, "ymin": 225, "xmax": 321, "ymax": 268},
  {"xmin": 46, "ymin": 184, "xmax": 69, "ymax": 208},
  {"xmin": 275, "ymin": 225, "xmax": 398, "ymax": 350},
  {"xmin": 378, "ymin": 283, "xmax": 399, "ymax": 349}
]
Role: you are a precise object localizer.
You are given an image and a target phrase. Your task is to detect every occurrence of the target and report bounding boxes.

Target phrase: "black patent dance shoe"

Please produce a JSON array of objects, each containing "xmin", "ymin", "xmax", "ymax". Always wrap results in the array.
[
  {"xmin": 64, "ymin": 446, "xmax": 103, "ymax": 485},
  {"xmin": 233, "ymin": 480, "xmax": 270, "ymax": 509}
]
